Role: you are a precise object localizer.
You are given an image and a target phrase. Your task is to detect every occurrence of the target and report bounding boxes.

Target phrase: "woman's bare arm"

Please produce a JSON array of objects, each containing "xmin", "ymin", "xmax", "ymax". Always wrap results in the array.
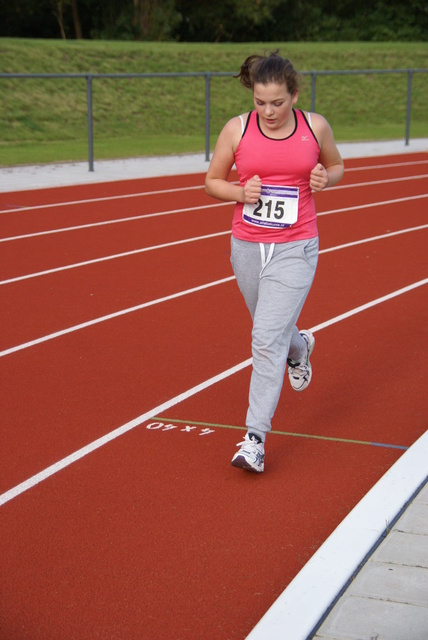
[
  {"xmin": 309, "ymin": 113, "xmax": 344, "ymax": 191},
  {"xmin": 205, "ymin": 115, "xmax": 262, "ymax": 205}
]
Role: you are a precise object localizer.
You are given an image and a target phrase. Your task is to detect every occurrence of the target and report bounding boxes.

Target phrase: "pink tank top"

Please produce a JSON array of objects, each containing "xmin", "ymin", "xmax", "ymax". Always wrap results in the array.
[{"xmin": 232, "ymin": 109, "xmax": 320, "ymax": 243}]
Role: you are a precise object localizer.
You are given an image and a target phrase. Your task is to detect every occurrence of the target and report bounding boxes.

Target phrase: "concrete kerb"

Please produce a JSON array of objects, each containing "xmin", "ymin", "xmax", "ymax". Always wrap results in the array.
[
  {"xmin": 0, "ymin": 138, "xmax": 427, "ymax": 193},
  {"xmin": 246, "ymin": 430, "xmax": 428, "ymax": 640}
]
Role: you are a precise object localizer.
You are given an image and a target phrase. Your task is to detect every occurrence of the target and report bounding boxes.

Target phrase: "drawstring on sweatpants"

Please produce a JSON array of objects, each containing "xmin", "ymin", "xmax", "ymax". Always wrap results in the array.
[{"xmin": 259, "ymin": 243, "xmax": 275, "ymax": 276}]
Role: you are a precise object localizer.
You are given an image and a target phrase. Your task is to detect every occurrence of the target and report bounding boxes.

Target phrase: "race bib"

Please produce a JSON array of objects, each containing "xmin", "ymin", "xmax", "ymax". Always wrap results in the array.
[{"xmin": 243, "ymin": 184, "xmax": 299, "ymax": 229}]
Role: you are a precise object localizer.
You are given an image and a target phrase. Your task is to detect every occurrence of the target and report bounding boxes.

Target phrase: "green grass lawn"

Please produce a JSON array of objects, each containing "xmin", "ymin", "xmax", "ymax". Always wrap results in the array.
[{"xmin": 0, "ymin": 39, "xmax": 427, "ymax": 166}]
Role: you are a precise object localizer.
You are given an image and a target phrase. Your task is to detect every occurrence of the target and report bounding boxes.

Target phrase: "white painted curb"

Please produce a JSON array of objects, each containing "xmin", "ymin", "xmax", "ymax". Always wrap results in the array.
[
  {"xmin": 246, "ymin": 429, "xmax": 428, "ymax": 640},
  {"xmin": 1, "ymin": 139, "xmax": 427, "ymax": 192}
]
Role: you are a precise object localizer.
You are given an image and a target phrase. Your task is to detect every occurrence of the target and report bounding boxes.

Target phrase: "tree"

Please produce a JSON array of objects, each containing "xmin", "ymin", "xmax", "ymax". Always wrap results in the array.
[
  {"xmin": 132, "ymin": 0, "xmax": 181, "ymax": 40},
  {"xmin": 51, "ymin": 0, "xmax": 67, "ymax": 38},
  {"xmin": 71, "ymin": 0, "xmax": 83, "ymax": 39},
  {"xmin": 0, "ymin": 0, "xmax": 426, "ymax": 41}
]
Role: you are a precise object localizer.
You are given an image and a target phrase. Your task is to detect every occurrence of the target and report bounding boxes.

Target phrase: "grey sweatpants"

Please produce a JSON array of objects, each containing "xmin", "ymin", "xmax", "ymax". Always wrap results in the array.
[{"xmin": 231, "ymin": 235, "xmax": 319, "ymax": 442}]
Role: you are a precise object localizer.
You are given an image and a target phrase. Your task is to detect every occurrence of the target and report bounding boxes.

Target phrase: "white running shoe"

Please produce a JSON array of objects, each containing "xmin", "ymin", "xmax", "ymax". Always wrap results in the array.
[
  {"xmin": 231, "ymin": 434, "xmax": 265, "ymax": 473},
  {"xmin": 287, "ymin": 330, "xmax": 315, "ymax": 392}
]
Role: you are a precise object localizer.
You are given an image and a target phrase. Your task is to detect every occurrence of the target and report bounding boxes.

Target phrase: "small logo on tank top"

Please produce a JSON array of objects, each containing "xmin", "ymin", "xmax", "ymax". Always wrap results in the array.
[{"xmin": 301, "ymin": 135, "xmax": 309, "ymax": 142}]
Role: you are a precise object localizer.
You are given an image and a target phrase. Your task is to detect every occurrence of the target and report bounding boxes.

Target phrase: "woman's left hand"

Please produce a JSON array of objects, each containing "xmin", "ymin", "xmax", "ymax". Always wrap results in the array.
[{"xmin": 310, "ymin": 163, "xmax": 330, "ymax": 192}]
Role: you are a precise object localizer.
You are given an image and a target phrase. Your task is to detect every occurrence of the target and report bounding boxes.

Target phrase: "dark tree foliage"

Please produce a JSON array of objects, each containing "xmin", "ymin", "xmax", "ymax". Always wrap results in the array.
[{"xmin": 1, "ymin": 0, "xmax": 427, "ymax": 41}]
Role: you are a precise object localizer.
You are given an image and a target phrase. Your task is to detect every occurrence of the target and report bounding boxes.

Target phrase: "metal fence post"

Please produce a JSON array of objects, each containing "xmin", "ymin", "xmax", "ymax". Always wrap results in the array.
[
  {"xmin": 311, "ymin": 72, "xmax": 317, "ymax": 113},
  {"xmin": 86, "ymin": 74, "xmax": 94, "ymax": 171},
  {"xmin": 405, "ymin": 70, "xmax": 413, "ymax": 146},
  {"xmin": 205, "ymin": 72, "xmax": 211, "ymax": 162}
]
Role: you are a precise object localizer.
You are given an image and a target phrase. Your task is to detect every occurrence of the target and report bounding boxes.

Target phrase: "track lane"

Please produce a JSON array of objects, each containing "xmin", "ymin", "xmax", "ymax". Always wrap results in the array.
[
  {"xmin": 1, "ymin": 191, "xmax": 426, "ymax": 279},
  {"xmin": 0, "ymin": 203, "xmax": 234, "ymax": 280},
  {"xmin": 334, "ymin": 159, "xmax": 428, "ymax": 186},
  {"xmin": 1, "ymin": 215, "xmax": 426, "ymax": 351},
  {"xmin": 0, "ymin": 153, "xmax": 425, "ymax": 213},
  {"xmin": 158, "ymin": 283, "xmax": 426, "ymax": 449},
  {"xmin": 1, "ymin": 166, "xmax": 426, "ymax": 279},
  {"xmin": 310, "ymin": 230, "xmax": 428, "ymax": 322},
  {"xmin": 1, "ymin": 234, "xmax": 233, "ymax": 350},
  {"xmin": 342, "ymin": 152, "xmax": 428, "ymax": 169},
  {"xmin": 1, "ymin": 230, "xmax": 426, "ymax": 491},
  {"xmin": 2, "ymin": 193, "xmax": 426, "ymax": 286},
  {"xmin": 1, "ymin": 153, "xmax": 427, "ymax": 640},
  {"xmin": 0, "ymin": 184, "xmax": 215, "ymax": 237},
  {"xmin": 0, "ymin": 424, "xmax": 403, "ymax": 640},
  {"xmin": 0, "ymin": 280, "xmax": 250, "ymax": 491},
  {"xmin": 1, "ymin": 155, "xmax": 426, "ymax": 236},
  {"xmin": 275, "ymin": 286, "xmax": 427, "ymax": 447},
  {"xmin": 1, "ymin": 171, "xmax": 426, "ymax": 243},
  {"xmin": 0, "ymin": 172, "xmax": 209, "ymax": 210},
  {"xmin": 317, "ymin": 198, "xmax": 427, "ymax": 248},
  {"xmin": 0, "ymin": 287, "xmax": 424, "ymax": 640},
  {"xmin": 314, "ymin": 173, "xmax": 428, "ymax": 212}
]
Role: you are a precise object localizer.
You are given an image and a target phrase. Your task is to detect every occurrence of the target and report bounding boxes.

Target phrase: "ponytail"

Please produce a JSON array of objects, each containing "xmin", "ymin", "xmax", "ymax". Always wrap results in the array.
[{"xmin": 235, "ymin": 51, "xmax": 299, "ymax": 94}]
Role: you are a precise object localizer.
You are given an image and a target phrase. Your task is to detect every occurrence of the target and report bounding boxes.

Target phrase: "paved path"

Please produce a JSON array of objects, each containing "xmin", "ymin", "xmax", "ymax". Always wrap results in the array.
[
  {"xmin": 1, "ymin": 138, "xmax": 427, "ymax": 192},
  {"xmin": 313, "ymin": 479, "xmax": 428, "ymax": 640}
]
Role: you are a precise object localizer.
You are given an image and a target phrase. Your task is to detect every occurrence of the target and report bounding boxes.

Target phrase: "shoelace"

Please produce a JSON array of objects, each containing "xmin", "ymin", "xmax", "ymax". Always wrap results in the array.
[
  {"xmin": 289, "ymin": 337, "xmax": 310, "ymax": 376},
  {"xmin": 236, "ymin": 437, "xmax": 262, "ymax": 451},
  {"xmin": 290, "ymin": 362, "xmax": 309, "ymax": 375}
]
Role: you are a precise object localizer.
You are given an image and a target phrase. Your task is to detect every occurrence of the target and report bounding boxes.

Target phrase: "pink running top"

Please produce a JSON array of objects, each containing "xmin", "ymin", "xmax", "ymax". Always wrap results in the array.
[{"xmin": 232, "ymin": 108, "xmax": 320, "ymax": 243}]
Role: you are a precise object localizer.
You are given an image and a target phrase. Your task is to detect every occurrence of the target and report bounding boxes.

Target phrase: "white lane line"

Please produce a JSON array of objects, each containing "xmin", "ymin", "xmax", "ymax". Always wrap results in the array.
[
  {"xmin": 2, "ymin": 224, "xmax": 426, "ymax": 286},
  {"xmin": 0, "ymin": 358, "xmax": 252, "ymax": 507},
  {"xmin": 1, "ymin": 173, "xmax": 427, "ymax": 242},
  {"xmin": 0, "ymin": 201, "xmax": 231, "ymax": 243},
  {"xmin": 0, "ymin": 230, "xmax": 232, "ymax": 285},
  {"xmin": 318, "ymin": 192, "xmax": 428, "ymax": 216},
  {"xmin": 1, "ymin": 228, "xmax": 426, "ymax": 354},
  {"xmin": 345, "ymin": 159, "xmax": 428, "ymax": 172},
  {"xmin": 319, "ymin": 224, "xmax": 428, "ymax": 255},
  {"xmin": 0, "ymin": 275, "xmax": 236, "ymax": 358},
  {"xmin": 0, "ymin": 183, "xmax": 206, "ymax": 215},
  {"xmin": 310, "ymin": 279, "xmax": 428, "ymax": 333},
  {"xmin": 1, "ymin": 158, "xmax": 426, "ymax": 215},
  {"xmin": 332, "ymin": 172, "xmax": 428, "ymax": 191},
  {"xmin": 0, "ymin": 278, "xmax": 426, "ymax": 507}
]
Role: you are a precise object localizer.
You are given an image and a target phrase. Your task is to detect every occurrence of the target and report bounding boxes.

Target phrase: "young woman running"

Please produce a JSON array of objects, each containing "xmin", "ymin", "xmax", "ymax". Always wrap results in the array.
[{"xmin": 205, "ymin": 51, "xmax": 344, "ymax": 473}]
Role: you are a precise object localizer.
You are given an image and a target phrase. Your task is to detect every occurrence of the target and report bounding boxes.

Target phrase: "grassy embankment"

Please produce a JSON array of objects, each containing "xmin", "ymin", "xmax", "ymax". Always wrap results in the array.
[{"xmin": 0, "ymin": 39, "xmax": 427, "ymax": 166}]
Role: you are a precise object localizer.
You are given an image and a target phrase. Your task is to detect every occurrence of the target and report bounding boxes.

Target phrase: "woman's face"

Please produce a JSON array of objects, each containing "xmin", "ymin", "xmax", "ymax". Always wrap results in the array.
[{"xmin": 253, "ymin": 81, "xmax": 298, "ymax": 133}]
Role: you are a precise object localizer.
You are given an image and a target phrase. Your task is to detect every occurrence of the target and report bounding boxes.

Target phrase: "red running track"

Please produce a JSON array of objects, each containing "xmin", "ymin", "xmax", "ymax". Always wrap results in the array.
[{"xmin": 0, "ymin": 153, "xmax": 427, "ymax": 639}]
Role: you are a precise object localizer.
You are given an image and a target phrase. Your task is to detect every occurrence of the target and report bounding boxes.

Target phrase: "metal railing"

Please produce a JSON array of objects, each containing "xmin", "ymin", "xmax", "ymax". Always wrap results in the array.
[{"xmin": 1, "ymin": 68, "xmax": 427, "ymax": 171}]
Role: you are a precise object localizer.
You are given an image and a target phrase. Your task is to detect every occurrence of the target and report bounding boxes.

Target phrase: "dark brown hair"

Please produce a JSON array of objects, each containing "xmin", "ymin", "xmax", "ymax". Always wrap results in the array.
[{"xmin": 236, "ymin": 51, "xmax": 299, "ymax": 94}]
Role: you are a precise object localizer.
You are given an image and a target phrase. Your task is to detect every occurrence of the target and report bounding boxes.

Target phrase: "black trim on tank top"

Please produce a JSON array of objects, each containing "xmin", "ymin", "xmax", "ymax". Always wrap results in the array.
[
  {"xmin": 255, "ymin": 109, "xmax": 297, "ymax": 141},
  {"xmin": 241, "ymin": 112, "xmax": 252, "ymax": 139},
  {"xmin": 300, "ymin": 109, "xmax": 320, "ymax": 146}
]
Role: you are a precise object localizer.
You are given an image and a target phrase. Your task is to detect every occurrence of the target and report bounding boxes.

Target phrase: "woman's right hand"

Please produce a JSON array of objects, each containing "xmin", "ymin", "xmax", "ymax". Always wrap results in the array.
[{"xmin": 243, "ymin": 175, "xmax": 262, "ymax": 204}]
